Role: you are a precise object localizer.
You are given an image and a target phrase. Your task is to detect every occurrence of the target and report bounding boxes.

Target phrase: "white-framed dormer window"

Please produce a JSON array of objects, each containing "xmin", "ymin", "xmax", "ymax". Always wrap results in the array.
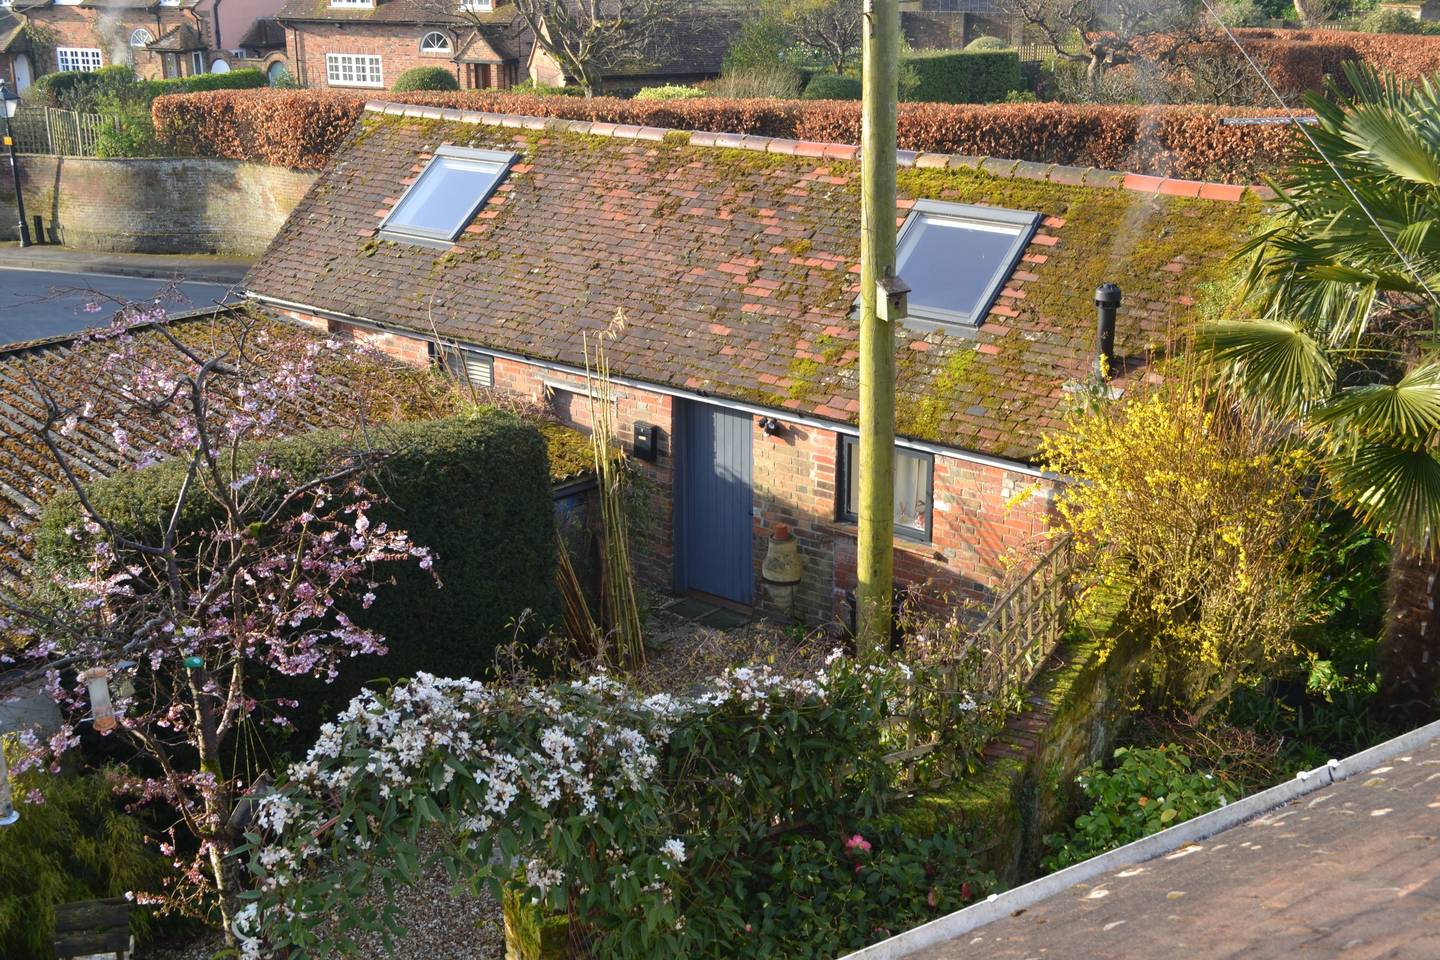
[
  {"xmin": 419, "ymin": 31, "xmax": 452, "ymax": 54},
  {"xmin": 459, "ymin": 0, "xmax": 493, "ymax": 11},
  {"xmin": 55, "ymin": 47, "xmax": 103, "ymax": 71},
  {"xmin": 884, "ymin": 200, "xmax": 1041, "ymax": 332},
  {"xmin": 329, "ymin": 0, "xmax": 375, "ymax": 7},
  {"xmin": 129, "ymin": 28, "xmax": 154, "ymax": 47},
  {"xmin": 325, "ymin": 53, "xmax": 383, "ymax": 88}
]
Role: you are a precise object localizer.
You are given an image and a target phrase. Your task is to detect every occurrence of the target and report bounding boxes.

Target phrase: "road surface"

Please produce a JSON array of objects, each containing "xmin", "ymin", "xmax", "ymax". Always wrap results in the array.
[{"xmin": 0, "ymin": 268, "xmax": 237, "ymax": 345}]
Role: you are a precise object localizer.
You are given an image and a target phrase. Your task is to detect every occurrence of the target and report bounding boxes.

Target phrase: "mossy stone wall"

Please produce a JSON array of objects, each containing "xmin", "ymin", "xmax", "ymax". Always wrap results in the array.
[{"xmin": 893, "ymin": 606, "xmax": 1144, "ymax": 886}]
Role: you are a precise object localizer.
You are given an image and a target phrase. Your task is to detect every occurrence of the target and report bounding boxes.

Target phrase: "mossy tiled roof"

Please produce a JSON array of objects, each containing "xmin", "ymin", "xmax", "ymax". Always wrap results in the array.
[
  {"xmin": 245, "ymin": 105, "xmax": 1266, "ymax": 462},
  {"xmin": 0, "ymin": 309, "xmax": 587, "ymax": 580}
]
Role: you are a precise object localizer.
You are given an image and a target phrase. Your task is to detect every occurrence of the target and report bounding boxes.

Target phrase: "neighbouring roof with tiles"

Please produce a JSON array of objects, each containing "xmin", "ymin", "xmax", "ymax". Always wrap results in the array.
[
  {"xmin": 0, "ymin": 309, "xmax": 472, "ymax": 582},
  {"xmin": 245, "ymin": 103, "xmax": 1268, "ymax": 461}
]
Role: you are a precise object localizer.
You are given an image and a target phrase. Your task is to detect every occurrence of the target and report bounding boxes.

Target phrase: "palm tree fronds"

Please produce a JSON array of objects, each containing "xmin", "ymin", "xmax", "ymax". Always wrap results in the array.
[
  {"xmin": 1311, "ymin": 363, "xmax": 1440, "ymax": 442},
  {"xmin": 1194, "ymin": 320, "xmax": 1335, "ymax": 410},
  {"xmin": 1342, "ymin": 103, "xmax": 1440, "ymax": 187},
  {"xmin": 1324, "ymin": 441, "xmax": 1440, "ymax": 550}
]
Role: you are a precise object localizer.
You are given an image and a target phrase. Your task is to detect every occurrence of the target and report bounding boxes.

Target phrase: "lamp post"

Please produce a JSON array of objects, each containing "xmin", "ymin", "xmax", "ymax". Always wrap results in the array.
[{"xmin": 0, "ymin": 79, "xmax": 31, "ymax": 248}]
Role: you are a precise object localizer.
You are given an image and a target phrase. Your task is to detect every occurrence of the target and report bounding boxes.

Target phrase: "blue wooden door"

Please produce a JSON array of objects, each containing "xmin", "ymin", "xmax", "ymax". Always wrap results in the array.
[{"xmin": 678, "ymin": 401, "xmax": 754, "ymax": 604}]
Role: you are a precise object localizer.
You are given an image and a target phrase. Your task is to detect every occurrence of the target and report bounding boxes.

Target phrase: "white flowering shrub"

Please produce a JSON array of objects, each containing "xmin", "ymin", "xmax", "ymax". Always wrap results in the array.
[{"xmin": 239, "ymin": 656, "xmax": 909, "ymax": 958}]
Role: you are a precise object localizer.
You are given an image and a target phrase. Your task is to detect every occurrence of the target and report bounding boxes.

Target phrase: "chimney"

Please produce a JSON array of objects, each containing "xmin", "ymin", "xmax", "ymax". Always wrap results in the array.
[{"xmin": 1094, "ymin": 283, "xmax": 1121, "ymax": 380}]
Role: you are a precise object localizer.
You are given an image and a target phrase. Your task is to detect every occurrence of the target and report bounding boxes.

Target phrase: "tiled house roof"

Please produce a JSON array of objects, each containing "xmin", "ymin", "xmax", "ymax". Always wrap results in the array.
[
  {"xmin": 0, "ymin": 310, "xmax": 468, "ymax": 581},
  {"xmin": 148, "ymin": 23, "xmax": 205, "ymax": 51},
  {"xmin": 245, "ymin": 103, "xmax": 1267, "ymax": 462}
]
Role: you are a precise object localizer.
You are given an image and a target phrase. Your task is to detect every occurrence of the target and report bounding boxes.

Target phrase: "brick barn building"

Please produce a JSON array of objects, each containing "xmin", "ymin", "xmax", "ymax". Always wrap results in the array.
[
  {"xmin": 243, "ymin": 101, "xmax": 1263, "ymax": 625},
  {"xmin": 4, "ymin": 0, "xmax": 289, "ymax": 86}
]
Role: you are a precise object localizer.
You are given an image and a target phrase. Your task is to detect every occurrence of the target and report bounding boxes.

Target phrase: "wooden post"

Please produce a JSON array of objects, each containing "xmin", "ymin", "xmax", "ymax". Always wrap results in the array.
[{"xmin": 856, "ymin": 0, "xmax": 900, "ymax": 655}]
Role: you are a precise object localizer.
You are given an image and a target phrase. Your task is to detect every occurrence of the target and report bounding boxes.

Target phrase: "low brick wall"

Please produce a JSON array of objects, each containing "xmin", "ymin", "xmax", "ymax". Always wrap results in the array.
[
  {"xmin": 0, "ymin": 156, "xmax": 315, "ymax": 256},
  {"xmin": 894, "ymin": 596, "xmax": 1146, "ymax": 887}
]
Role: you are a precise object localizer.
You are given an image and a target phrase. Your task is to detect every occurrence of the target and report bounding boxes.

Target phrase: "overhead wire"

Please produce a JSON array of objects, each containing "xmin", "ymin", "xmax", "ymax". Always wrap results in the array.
[{"xmin": 1196, "ymin": 0, "xmax": 1440, "ymax": 315}]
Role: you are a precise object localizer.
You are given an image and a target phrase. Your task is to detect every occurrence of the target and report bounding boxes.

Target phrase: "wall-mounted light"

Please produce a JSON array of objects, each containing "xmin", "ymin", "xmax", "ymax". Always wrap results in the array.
[
  {"xmin": 79, "ymin": 667, "xmax": 117, "ymax": 733},
  {"xmin": 758, "ymin": 417, "xmax": 781, "ymax": 436}
]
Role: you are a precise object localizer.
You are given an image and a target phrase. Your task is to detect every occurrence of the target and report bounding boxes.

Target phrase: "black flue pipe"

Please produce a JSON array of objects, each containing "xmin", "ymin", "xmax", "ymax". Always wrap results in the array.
[{"xmin": 1094, "ymin": 283, "xmax": 1121, "ymax": 379}]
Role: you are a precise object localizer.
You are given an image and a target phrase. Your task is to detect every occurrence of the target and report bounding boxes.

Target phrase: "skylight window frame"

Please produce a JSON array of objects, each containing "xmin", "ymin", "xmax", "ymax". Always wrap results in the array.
[
  {"xmin": 890, "ymin": 199, "xmax": 1041, "ymax": 333},
  {"xmin": 377, "ymin": 145, "xmax": 516, "ymax": 248}
]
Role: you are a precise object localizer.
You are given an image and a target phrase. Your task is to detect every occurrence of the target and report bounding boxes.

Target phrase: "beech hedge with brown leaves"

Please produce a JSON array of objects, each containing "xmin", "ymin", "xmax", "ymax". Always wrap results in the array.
[{"xmin": 153, "ymin": 88, "xmax": 1301, "ymax": 182}]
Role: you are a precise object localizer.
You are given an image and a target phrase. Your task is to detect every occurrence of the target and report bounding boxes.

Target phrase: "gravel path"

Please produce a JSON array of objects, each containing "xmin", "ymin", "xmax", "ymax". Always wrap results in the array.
[{"xmin": 143, "ymin": 837, "xmax": 504, "ymax": 960}]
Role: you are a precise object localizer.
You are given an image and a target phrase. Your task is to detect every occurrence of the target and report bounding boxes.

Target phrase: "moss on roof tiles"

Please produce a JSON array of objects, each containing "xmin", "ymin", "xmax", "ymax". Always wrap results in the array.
[{"xmin": 248, "ymin": 113, "xmax": 1267, "ymax": 462}]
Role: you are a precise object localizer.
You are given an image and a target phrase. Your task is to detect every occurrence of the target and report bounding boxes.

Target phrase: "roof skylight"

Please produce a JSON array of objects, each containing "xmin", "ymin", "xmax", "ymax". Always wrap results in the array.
[
  {"xmin": 893, "ymin": 200, "xmax": 1040, "ymax": 330},
  {"xmin": 379, "ymin": 145, "xmax": 515, "ymax": 247}
]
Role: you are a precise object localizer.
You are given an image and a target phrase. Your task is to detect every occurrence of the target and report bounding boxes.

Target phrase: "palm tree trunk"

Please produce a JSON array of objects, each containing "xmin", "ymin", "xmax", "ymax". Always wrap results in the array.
[{"xmin": 1379, "ymin": 548, "xmax": 1440, "ymax": 720}]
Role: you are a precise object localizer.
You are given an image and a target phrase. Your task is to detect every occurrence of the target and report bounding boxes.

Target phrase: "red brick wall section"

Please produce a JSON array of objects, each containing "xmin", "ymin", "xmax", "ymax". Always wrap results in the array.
[
  {"xmin": 288, "ymin": 22, "xmax": 477, "ymax": 90},
  {"xmin": 296, "ymin": 314, "xmax": 1062, "ymax": 627},
  {"xmin": 0, "ymin": 155, "xmax": 317, "ymax": 254},
  {"xmin": 26, "ymin": 7, "xmax": 201, "ymax": 79}
]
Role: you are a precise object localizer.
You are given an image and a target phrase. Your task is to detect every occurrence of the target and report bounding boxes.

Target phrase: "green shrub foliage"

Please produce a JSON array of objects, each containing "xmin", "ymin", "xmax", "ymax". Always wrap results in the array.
[
  {"xmin": 392, "ymin": 66, "xmax": 462, "ymax": 92},
  {"xmin": 802, "ymin": 73, "xmax": 862, "ymax": 100},
  {"xmin": 964, "ymin": 35, "xmax": 1010, "ymax": 51},
  {"xmin": 28, "ymin": 66, "xmax": 265, "ymax": 112},
  {"xmin": 634, "ymin": 84, "xmax": 708, "ymax": 100},
  {"xmin": 0, "ymin": 760, "xmax": 172, "ymax": 959},
  {"xmin": 35, "ymin": 412, "xmax": 559, "ymax": 729},
  {"xmin": 1043, "ymin": 746, "xmax": 1237, "ymax": 870},
  {"xmin": 902, "ymin": 49, "xmax": 1023, "ymax": 103},
  {"xmin": 1360, "ymin": 8, "xmax": 1423, "ymax": 34}
]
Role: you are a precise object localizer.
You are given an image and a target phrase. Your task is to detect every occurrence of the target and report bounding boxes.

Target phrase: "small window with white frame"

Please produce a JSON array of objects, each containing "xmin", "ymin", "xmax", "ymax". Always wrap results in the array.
[
  {"xmin": 419, "ymin": 31, "xmax": 453, "ymax": 54},
  {"xmin": 325, "ymin": 53, "xmax": 383, "ymax": 88},
  {"xmin": 329, "ymin": 0, "xmax": 375, "ymax": 7},
  {"xmin": 839, "ymin": 436, "xmax": 933, "ymax": 542},
  {"xmin": 459, "ymin": 0, "xmax": 494, "ymax": 10},
  {"xmin": 129, "ymin": 28, "xmax": 153, "ymax": 47},
  {"xmin": 55, "ymin": 47, "xmax": 103, "ymax": 71},
  {"xmin": 886, "ymin": 200, "xmax": 1040, "ymax": 332},
  {"xmin": 379, "ymin": 145, "xmax": 515, "ymax": 247},
  {"xmin": 190, "ymin": 51, "xmax": 205, "ymax": 74}
]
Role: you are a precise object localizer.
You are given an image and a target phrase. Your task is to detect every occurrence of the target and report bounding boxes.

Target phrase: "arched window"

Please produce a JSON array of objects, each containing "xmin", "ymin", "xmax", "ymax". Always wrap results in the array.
[
  {"xmin": 210, "ymin": 58, "xmax": 230, "ymax": 73},
  {"xmin": 130, "ymin": 28, "xmax": 153, "ymax": 48},
  {"xmin": 419, "ymin": 31, "xmax": 452, "ymax": 54}
]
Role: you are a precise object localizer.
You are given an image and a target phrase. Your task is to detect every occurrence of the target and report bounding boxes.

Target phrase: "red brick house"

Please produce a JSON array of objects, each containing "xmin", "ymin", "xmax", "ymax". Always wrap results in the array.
[
  {"xmin": 278, "ymin": 0, "xmax": 738, "ymax": 93},
  {"xmin": 6, "ymin": 0, "xmax": 289, "ymax": 84},
  {"xmin": 243, "ymin": 102, "xmax": 1263, "ymax": 624},
  {"xmin": 277, "ymin": 0, "xmax": 532, "ymax": 91}
]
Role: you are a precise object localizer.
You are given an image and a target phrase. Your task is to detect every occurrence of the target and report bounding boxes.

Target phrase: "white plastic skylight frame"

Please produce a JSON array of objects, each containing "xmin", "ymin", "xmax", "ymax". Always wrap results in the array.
[
  {"xmin": 378, "ymin": 145, "xmax": 516, "ymax": 248},
  {"xmin": 891, "ymin": 199, "xmax": 1040, "ymax": 332}
]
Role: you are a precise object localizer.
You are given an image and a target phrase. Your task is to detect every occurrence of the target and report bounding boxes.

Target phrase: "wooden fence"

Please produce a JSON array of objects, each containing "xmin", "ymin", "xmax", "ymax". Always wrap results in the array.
[
  {"xmin": 884, "ymin": 533, "xmax": 1076, "ymax": 775},
  {"xmin": 8, "ymin": 106, "xmax": 119, "ymax": 157}
]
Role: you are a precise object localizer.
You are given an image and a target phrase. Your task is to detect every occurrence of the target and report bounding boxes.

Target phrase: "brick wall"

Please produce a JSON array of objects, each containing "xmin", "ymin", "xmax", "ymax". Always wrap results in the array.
[
  {"xmin": 23, "ymin": 6, "xmax": 201, "ymax": 79},
  {"xmin": 0, "ymin": 155, "xmax": 316, "ymax": 254},
  {"xmin": 286, "ymin": 22, "xmax": 510, "ymax": 91},
  {"xmin": 280, "ymin": 312, "xmax": 1061, "ymax": 627}
]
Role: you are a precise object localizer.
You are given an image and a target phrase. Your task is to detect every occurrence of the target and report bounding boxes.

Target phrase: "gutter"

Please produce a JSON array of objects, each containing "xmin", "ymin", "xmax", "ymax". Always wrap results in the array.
[
  {"xmin": 249, "ymin": 293, "xmax": 1058, "ymax": 482},
  {"xmin": 838, "ymin": 717, "xmax": 1440, "ymax": 960}
]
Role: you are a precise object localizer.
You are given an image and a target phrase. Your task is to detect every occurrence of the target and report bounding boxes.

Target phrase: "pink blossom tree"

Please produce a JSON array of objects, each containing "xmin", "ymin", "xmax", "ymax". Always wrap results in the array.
[{"xmin": 0, "ymin": 305, "xmax": 438, "ymax": 939}]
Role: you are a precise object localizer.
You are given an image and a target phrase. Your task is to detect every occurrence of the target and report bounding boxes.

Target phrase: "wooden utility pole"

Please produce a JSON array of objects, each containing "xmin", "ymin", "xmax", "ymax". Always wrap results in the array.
[{"xmin": 856, "ymin": 0, "xmax": 899, "ymax": 654}]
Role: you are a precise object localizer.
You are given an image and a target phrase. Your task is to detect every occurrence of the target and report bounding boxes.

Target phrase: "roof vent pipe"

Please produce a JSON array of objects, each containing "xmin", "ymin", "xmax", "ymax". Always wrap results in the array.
[{"xmin": 1094, "ymin": 283, "xmax": 1121, "ymax": 380}]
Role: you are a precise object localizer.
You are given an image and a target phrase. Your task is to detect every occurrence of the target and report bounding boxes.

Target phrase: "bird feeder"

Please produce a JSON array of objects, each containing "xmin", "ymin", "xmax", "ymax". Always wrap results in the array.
[
  {"xmin": 79, "ymin": 667, "xmax": 117, "ymax": 733},
  {"xmin": 0, "ymin": 739, "xmax": 17, "ymax": 826}
]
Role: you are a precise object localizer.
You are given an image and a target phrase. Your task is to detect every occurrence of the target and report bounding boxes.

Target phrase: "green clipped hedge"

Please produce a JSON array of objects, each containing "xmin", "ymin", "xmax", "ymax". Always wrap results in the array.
[
  {"xmin": 35, "ymin": 412, "xmax": 559, "ymax": 730},
  {"xmin": 27, "ymin": 67, "xmax": 266, "ymax": 111},
  {"xmin": 0, "ymin": 758, "xmax": 173, "ymax": 959},
  {"xmin": 902, "ymin": 49, "xmax": 1022, "ymax": 104},
  {"xmin": 393, "ymin": 66, "xmax": 461, "ymax": 92},
  {"xmin": 802, "ymin": 73, "xmax": 862, "ymax": 100}
]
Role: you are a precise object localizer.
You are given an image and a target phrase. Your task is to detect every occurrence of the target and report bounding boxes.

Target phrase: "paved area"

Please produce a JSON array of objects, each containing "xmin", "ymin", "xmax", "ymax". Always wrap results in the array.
[
  {"xmin": 0, "ymin": 268, "xmax": 237, "ymax": 344},
  {"xmin": 912, "ymin": 736, "xmax": 1440, "ymax": 960},
  {"xmin": 0, "ymin": 245, "xmax": 252, "ymax": 285}
]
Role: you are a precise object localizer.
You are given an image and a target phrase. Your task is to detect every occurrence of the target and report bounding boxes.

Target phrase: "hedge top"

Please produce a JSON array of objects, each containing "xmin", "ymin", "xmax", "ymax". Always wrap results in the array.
[
  {"xmin": 244, "ymin": 102, "xmax": 1268, "ymax": 462},
  {"xmin": 0, "ymin": 307, "xmax": 587, "ymax": 580}
]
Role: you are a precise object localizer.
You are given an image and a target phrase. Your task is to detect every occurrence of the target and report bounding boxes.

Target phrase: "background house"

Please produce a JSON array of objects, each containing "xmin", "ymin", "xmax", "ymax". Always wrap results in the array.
[
  {"xmin": 5, "ymin": 0, "xmax": 290, "ymax": 87},
  {"xmin": 278, "ymin": 0, "xmax": 531, "ymax": 90}
]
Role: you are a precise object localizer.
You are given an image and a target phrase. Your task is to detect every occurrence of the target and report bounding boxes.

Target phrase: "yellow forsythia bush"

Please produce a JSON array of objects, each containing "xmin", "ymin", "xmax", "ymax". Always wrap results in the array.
[{"xmin": 1040, "ymin": 385, "xmax": 1321, "ymax": 718}]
